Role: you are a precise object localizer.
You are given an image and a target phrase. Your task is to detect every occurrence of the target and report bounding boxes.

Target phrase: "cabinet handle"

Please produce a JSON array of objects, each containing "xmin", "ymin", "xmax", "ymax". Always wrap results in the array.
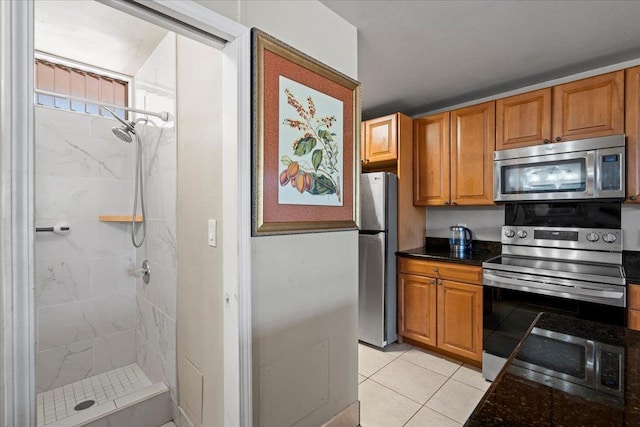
[
  {"xmin": 555, "ymin": 137, "xmax": 562, "ymax": 142},
  {"xmin": 433, "ymin": 267, "xmax": 439, "ymax": 273},
  {"xmin": 437, "ymin": 279, "xmax": 442, "ymax": 286},
  {"xmin": 444, "ymin": 201, "xmax": 450, "ymax": 205},
  {"xmin": 631, "ymin": 195, "xmax": 638, "ymax": 201},
  {"xmin": 429, "ymin": 279, "xmax": 436, "ymax": 285},
  {"xmin": 451, "ymin": 200, "xmax": 457, "ymax": 205},
  {"xmin": 543, "ymin": 139, "xmax": 550, "ymax": 144}
]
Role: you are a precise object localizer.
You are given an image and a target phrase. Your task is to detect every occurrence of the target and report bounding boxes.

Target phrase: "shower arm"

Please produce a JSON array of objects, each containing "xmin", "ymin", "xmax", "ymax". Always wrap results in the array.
[
  {"xmin": 101, "ymin": 106, "xmax": 135, "ymax": 132},
  {"xmin": 34, "ymin": 89, "xmax": 170, "ymax": 122}
]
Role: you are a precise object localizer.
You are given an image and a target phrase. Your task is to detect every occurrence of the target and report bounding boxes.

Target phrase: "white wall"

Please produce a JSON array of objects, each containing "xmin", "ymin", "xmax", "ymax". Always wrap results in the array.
[
  {"xmin": 132, "ymin": 32, "xmax": 179, "ymax": 413},
  {"xmin": 195, "ymin": 1, "xmax": 359, "ymax": 426},
  {"xmin": 176, "ymin": 35, "xmax": 224, "ymax": 427},
  {"xmin": 623, "ymin": 205, "xmax": 640, "ymax": 250}
]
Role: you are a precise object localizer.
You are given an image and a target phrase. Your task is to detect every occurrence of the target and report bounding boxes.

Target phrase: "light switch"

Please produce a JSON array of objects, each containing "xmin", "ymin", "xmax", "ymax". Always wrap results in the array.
[{"xmin": 208, "ymin": 219, "xmax": 217, "ymax": 247}]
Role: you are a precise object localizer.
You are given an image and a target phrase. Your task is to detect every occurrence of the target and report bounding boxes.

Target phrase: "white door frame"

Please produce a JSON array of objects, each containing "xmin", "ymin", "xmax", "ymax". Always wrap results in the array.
[
  {"xmin": 0, "ymin": 1, "xmax": 252, "ymax": 426},
  {"xmin": 0, "ymin": 0, "xmax": 36, "ymax": 425}
]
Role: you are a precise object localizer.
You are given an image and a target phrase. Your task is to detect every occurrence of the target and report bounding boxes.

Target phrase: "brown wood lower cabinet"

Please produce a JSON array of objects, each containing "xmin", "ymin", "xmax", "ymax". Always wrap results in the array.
[
  {"xmin": 437, "ymin": 279, "xmax": 483, "ymax": 361},
  {"xmin": 398, "ymin": 257, "xmax": 483, "ymax": 363},
  {"xmin": 398, "ymin": 274, "xmax": 437, "ymax": 345},
  {"xmin": 628, "ymin": 283, "xmax": 640, "ymax": 330}
]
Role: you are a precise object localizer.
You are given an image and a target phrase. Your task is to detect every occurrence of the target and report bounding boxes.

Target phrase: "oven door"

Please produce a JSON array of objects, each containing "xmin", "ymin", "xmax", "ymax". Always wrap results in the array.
[{"xmin": 494, "ymin": 150, "xmax": 595, "ymax": 202}]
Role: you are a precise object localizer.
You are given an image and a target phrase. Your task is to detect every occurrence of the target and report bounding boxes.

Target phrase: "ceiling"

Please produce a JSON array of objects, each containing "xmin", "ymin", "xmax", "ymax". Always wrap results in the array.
[
  {"xmin": 320, "ymin": 0, "xmax": 640, "ymax": 120},
  {"xmin": 35, "ymin": 1, "xmax": 167, "ymax": 76}
]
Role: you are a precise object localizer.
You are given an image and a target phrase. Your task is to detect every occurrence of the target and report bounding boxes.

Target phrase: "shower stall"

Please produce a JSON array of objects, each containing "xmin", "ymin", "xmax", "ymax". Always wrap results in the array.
[{"xmin": 33, "ymin": 6, "xmax": 179, "ymax": 425}]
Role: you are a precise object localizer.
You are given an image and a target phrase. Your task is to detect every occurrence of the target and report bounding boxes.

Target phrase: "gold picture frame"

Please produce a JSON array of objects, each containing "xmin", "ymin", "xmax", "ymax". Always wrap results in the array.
[{"xmin": 252, "ymin": 28, "xmax": 361, "ymax": 236}]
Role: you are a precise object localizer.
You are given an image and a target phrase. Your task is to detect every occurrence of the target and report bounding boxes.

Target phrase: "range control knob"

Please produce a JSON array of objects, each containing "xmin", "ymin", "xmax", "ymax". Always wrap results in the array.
[
  {"xmin": 603, "ymin": 233, "xmax": 617, "ymax": 243},
  {"xmin": 504, "ymin": 228, "xmax": 516, "ymax": 238},
  {"xmin": 517, "ymin": 230, "xmax": 528, "ymax": 238},
  {"xmin": 586, "ymin": 232, "xmax": 600, "ymax": 242}
]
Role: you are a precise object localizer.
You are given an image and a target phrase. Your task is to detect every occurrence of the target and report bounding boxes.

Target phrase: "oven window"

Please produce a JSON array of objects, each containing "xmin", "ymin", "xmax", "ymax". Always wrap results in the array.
[
  {"xmin": 501, "ymin": 158, "xmax": 586, "ymax": 194},
  {"xmin": 517, "ymin": 334, "xmax": 586, "ymax": 379}
]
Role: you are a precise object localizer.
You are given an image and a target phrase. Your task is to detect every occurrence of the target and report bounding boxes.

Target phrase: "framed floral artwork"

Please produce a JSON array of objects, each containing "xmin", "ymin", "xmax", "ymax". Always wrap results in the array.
[{"xmin": 251, "ymin": 28, "xmax": 361, "ymax": 235}]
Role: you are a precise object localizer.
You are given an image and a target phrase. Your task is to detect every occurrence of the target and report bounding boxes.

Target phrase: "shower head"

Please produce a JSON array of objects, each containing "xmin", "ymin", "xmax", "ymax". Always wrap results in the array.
[
  {"xmin": 103, "ymin": 106, "xmax": 138, "ymax": 143},
  {"xmin": 102, "ymin": 106, "xmax": 151, "ymax": 143},
  {"xmin": 112, "ymin": 126, "xmax": 133, "ymax": 143}
]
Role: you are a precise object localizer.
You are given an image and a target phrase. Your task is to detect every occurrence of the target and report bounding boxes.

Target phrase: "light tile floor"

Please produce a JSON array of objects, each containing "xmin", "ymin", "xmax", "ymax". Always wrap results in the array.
[{"xmin": 359, "ymin": 342, "xmax": 489, "ymax": 427}]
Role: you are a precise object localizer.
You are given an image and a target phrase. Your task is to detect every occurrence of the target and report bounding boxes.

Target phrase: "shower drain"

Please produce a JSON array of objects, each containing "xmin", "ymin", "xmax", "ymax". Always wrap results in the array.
[{"xmin": 74, "ymin": 400, "xmax": 95, "ymax": 411}]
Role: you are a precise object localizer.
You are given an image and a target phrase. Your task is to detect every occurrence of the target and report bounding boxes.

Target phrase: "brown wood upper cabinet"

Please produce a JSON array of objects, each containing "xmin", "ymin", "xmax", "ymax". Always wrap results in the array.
[
  {"xmin": 553, "ymin": 71, "xmax": 624, "ymax": 143},
  {"xmin": 626, "ymin": 66, "xmax": 640, "ymax": 203},
  {"xmin": 495, "ymin": 71, "xmax": 624, "ymax": 150},
  {"xmin": 414, "ymin": 102, "xmax": 495, "ymax": 206},
  {"xmin": 496, "ymin": 88, "xmax": 552, "ymax": 150},
  {"xmin": 413, "ymin": 112, "xmax": 450, "ymax": 206},
  {"xmin": 450, "ymin": 101, "xmax": 496, "ymax": 206},
  {"xmin": 362, "ymin": 113, "xmax": 398, "ymax": 165}
]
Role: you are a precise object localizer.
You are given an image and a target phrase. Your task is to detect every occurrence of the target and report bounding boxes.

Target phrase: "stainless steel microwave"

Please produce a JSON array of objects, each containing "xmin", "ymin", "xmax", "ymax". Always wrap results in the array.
[{"xmin": 494, "ymin": 135, "xmax": 625, "ymax": 202}]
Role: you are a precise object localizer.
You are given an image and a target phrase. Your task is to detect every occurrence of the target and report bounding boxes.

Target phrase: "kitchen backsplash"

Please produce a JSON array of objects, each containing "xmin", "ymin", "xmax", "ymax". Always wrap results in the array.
[
  {"xmin": 622, "ymin": 205, "xmax": 640, "ymax": 250},
  {"xmin": 425, "ymin": 206, "xmax": 504, "ymax": 242},
  {"xmin": 426, "ymin": 205, "xmax": 640, "ymax": 250}
]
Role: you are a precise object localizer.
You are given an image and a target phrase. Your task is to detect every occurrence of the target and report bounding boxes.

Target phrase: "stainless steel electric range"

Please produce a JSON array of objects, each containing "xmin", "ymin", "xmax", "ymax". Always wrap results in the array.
[{"xmin": 481, "ymin": 202, "xmax": 626, "ymax": 381}]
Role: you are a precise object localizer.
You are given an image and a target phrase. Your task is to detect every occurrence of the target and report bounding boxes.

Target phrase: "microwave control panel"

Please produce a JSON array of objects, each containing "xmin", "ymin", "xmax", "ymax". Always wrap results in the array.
[{"xmin": 600, "ymin": 154, "xmax": 621, "ymax": 191}]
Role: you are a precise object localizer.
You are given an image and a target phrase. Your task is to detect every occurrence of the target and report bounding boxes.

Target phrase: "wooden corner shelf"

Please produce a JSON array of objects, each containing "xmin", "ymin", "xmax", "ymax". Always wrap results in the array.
[{"xmin": 98, "ymin": 215, "xmax": 143, "ymax": 223}]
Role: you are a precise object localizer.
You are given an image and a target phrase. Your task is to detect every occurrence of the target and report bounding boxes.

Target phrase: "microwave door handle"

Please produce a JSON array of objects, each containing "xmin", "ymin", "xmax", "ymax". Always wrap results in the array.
[{"xmin": 586, "ymin": 151, "xmax": 596, "ymax": 197}]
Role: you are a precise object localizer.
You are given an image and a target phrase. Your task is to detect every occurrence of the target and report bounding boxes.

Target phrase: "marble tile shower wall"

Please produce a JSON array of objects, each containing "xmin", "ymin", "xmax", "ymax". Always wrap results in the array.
[
  {"xmin": 35, "ymin": 106, "xmax": 137, "ymax": 393},
  {"xmin": 133, "ymin": 32, "xmax": 178, "ymax": 407}
]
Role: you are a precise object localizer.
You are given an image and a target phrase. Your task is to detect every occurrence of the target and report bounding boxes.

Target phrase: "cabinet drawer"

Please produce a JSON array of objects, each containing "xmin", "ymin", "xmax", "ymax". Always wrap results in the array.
[
  {"xmin": 629, "ymin": 284, "xmax": 640, "ymax": 310},
  {"xmin": 398, "ymin": 258, "xmax": 482, "ymax": 285}
]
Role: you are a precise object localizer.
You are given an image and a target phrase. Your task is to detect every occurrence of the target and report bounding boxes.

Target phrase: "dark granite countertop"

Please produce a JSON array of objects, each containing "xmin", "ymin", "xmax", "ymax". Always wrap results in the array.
[
  {"xmin": 466, "ymin": 312, "xmax": 640, "ymax": 426},
  {"xmin": 624, "ymin": 250, "xmax": 640, "ymax": 284},
  {"xmin": 396, "ymin": 237, "xmax": 501, "ymax": 266}
]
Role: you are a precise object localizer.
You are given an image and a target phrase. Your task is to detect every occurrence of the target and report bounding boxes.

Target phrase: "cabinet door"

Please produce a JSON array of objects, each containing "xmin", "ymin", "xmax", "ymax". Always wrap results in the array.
[
  {"xmin": 450, "ymin": 101, "xmax": 495, "ymax": 206},
  {"xmin": 496, "ymin": 88, "xmax": 551, "ymax": 150},
  {"xmin": 552, "ymin": 71, "xmax": 624, "ymax": 142},
  {"xmin": 437, "ymin": 279, "xmax": 482, "ymax": 361},
  {"xmin": 626, "ymin": 66, "xmax": 640, "ymax": 203},
  {"xmin": 413, "ymin": 112, "xmax": 450, "ymax": 206},
  {"xmin": 398, "ymin": 273, "xmax": 437, "ymax": 346},
  {"xmin": 365, "ymin": 114, "xmax": 398, "ymax": 164},
  {"xmin": 628, "ymin": 284, "xmax": 640, "ymax": 330}
]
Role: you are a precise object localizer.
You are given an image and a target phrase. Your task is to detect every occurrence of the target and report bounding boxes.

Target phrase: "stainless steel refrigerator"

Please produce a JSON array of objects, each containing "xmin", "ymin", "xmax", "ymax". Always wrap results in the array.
[{"xmin": 359, "ymin": 172, "xmax": 398, "ymax": 348}]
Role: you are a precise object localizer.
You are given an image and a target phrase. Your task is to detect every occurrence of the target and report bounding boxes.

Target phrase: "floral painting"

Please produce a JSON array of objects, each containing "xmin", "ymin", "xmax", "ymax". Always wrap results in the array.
[
  {"xmin": 278, "ymin": 76, "xmax": 344, "ymax": 207},
  {"xmin": 252, "ymin": 28, "xmax": 359, "ymax": 235}
]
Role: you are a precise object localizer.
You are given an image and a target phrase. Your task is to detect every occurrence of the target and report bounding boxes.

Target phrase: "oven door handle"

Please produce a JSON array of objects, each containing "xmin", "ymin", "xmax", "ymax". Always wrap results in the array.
[{"xmin": 483, "ymin": 270, "xmax": 626, "ymax": 307}]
